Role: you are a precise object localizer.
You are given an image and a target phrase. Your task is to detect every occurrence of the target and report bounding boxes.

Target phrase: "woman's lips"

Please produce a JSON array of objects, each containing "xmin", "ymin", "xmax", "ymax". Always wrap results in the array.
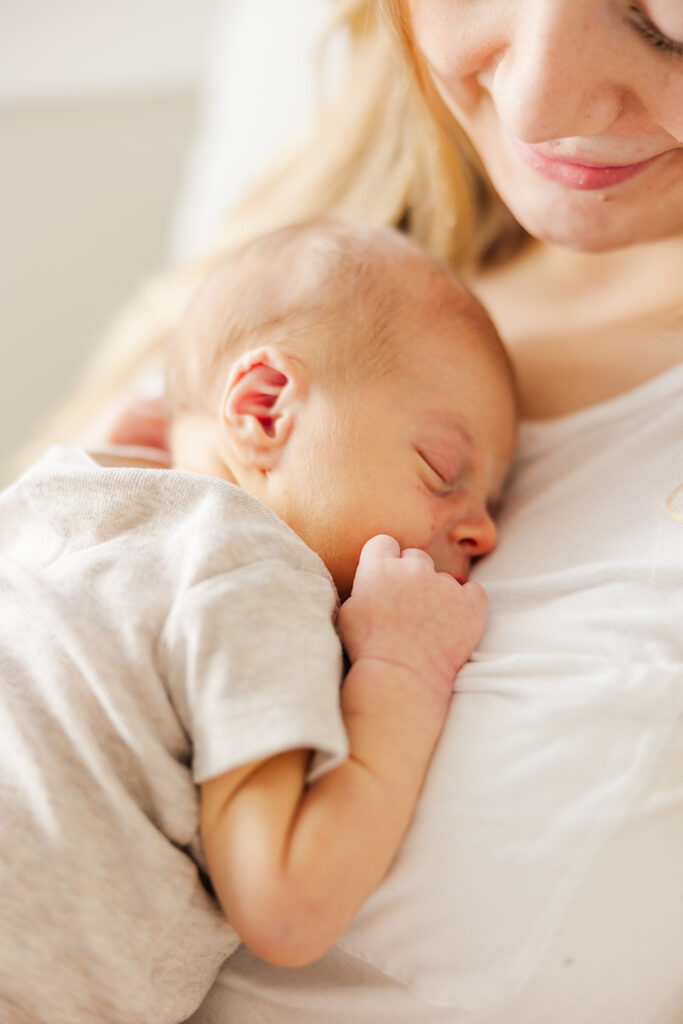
[{"xmin": 509, "ymin": 136, "xmax": 667, "ymax": 190}]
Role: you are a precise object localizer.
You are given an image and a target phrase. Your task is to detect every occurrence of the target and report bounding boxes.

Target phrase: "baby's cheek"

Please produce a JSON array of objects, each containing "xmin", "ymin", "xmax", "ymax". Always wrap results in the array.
[{"xmin": 411, "ymin": 484, "xmax": 442, "ymax": 539}]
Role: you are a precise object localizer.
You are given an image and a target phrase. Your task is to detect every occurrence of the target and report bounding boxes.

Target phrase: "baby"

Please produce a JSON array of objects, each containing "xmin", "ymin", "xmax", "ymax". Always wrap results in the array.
[{"xmin": 0, "ymin": 222, "xmax": 516, "ymax": 1024}]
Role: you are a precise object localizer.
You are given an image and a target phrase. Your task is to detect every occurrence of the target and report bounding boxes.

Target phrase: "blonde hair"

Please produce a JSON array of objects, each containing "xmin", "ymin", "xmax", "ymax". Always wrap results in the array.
[
  {"xmin": 667, "ymin": 484, "xmax": 683, "ymax": 525},
  {"xmin": 10, "ymin": 0, "xmax": 524, "ymax": 475}
]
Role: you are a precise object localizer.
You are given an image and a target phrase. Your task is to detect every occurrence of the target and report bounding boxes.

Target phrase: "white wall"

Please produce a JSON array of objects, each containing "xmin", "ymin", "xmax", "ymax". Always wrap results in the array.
[
  {"xmin": 0, "ymin": 0, "xmax": 330, "ymax": 477},
  {"xmin": 0, "ymin": 0, "xmax": 222, "ymax": 474},
  {"xmin": 1, "ymin": 0, "xmax": 222, "ymax": 100}
]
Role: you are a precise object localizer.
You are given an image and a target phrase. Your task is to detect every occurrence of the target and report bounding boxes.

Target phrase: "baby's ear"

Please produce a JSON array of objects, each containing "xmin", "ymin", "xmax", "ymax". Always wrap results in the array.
[{"xmin": 219, "ymin": 347, "xmax": 306, "ymax": 471}]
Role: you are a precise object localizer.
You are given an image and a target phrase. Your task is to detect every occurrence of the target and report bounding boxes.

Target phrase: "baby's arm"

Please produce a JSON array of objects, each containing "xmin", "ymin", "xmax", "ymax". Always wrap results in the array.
[{"xmin": 200, "ymin": 535, "xmax": 487, "ymax": 967}]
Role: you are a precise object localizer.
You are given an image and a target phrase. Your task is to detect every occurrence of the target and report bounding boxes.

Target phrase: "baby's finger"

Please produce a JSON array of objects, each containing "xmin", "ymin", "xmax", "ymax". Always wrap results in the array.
[
  {"xmin": 400, "ymin": 548, "xmax": 435, "ymax": 569},
  {"xmin": 436, "ymin": 570, "xmax": 464, "ymax": 586},
  {"xmin": 461, "ymin": 580, "xmax": 488, "ymax": 612},
  {"xmin": 359, "ymin": 535, "xmax": 401, "ymax": 562}
]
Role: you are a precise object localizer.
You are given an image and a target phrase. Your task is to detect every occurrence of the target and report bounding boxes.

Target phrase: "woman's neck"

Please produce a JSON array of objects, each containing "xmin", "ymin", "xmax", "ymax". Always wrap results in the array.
[{"xmin": 474, "ymin": 235, "xmax": 683, "ymax": 420}]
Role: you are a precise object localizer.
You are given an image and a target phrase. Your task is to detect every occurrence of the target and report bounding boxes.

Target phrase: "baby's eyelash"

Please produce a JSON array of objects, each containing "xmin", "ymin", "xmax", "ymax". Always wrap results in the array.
[
  {"xmin": 417, "ymin": 450, "xmax": 450, "ymax": 488},
  {"xmin": 629, "ymin": 6, "xmax": 683, "ymax": 56}
]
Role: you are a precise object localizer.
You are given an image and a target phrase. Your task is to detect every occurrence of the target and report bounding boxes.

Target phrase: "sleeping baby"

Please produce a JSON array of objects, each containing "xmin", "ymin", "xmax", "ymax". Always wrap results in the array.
[{"xmin": 0, "ymin": 220, "xmax": 516, "ymax": 1023}]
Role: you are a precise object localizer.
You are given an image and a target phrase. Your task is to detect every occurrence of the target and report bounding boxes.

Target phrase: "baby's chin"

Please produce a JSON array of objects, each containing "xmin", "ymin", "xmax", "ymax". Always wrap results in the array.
[
  {"xmin": 329, "ymin": 572, "xmax": 352, "ymax": 604},
  {"xmin": 322, "ymin": 555, "xmax": 356, "ymax": 604}
]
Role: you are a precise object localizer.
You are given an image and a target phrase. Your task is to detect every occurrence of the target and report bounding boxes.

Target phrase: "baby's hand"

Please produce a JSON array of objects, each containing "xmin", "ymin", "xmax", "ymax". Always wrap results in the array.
[{"xmin": 337, "ymin": 535, "xmax": 487, "ymax": 712}]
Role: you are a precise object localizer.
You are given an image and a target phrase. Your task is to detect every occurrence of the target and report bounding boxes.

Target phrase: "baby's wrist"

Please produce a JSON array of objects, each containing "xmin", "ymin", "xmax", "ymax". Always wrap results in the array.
[
  {"xmin": 340, "ymin": 657, "xmax": 450, "ymax": 798},
  {"xmin": 342, "ymin": 654, "xmax": 452, "ymax": 728}
]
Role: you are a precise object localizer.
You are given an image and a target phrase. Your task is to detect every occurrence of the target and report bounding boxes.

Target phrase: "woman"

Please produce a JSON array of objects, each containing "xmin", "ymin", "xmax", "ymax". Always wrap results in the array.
[
  {"xmin": 181, "ymin": 3, "xmax": 681, "ymax": 1021},
  {"xmin": 22, "ymin": 1, "xmax": 683, "ymax": 1020}
]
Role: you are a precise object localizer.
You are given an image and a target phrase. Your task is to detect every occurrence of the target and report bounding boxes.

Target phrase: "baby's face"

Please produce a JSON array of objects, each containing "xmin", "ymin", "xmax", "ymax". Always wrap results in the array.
[{"xmin": 268, "ymin": 307, "xmax": 517, "ymax": 600}]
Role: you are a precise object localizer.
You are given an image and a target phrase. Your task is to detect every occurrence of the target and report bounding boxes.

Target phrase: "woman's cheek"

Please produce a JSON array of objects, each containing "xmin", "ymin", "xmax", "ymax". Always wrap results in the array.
[
  {"xmin": 409, "ymin": 1, "xmax": 475, "ymax": 77},
  {"xmin": 407, "ymin": 0, "xmax": 505, "ymax": 113}
]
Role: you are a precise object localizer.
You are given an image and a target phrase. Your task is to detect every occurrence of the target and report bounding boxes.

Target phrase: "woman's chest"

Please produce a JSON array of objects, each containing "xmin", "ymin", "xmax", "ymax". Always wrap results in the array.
[
  {"xmin": 471, "ymin": 246, "xmax": 683, "ymax": 419},
  {"xmin": 502, "ymin": 311, "xmax": 683, "ymax": 419}
]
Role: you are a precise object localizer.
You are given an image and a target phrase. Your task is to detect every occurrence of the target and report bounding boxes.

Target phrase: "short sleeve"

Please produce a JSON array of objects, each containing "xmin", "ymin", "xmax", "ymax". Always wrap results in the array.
[{"xmin": 161, "ymin": 557, "xmax": 348, "ymax": 783}]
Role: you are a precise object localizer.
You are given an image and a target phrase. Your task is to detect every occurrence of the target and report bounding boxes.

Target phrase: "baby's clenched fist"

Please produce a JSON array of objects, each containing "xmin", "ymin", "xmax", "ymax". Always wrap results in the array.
[{"xmin": 337, "ymin": 535, "xmax": 487, "ymax": 714}]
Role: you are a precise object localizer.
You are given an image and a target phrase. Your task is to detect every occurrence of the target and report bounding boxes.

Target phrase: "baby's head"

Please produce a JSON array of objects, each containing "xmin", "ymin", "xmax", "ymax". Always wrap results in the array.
[{"xmin": 167, "ymin": 221, "xmax": 517, "ymax": 598}]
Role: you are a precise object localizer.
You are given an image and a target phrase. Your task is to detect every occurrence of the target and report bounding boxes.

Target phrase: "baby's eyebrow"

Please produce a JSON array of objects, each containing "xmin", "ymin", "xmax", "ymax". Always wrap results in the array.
[{"xmin": 423, "ymin": 413, "xmax": 474, "ymax": 449}]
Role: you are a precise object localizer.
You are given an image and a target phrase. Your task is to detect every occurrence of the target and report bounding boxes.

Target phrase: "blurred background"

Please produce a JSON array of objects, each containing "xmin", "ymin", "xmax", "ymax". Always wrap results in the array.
[{"xmin": 0, "ymin": 0, "xmax": 328, "ymax": 474}]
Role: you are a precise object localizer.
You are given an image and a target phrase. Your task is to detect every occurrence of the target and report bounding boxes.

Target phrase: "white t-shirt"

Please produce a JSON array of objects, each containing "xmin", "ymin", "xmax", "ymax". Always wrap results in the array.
[
  {"xmin": 0, "ymin": 448, "xmax": 347, "ymax": 1024},
  {"xmin": 189, "ymin": 363, "xmax": 683, "ymax": 1024}
]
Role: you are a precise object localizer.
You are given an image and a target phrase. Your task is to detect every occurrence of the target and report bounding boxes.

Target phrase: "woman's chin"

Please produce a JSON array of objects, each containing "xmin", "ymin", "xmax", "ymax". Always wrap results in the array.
[
  {"xmin": 498, "ymin": 189, "xmax": 676, "ymax": 254},
  {"xmin": 516, "ymin": 215, "xmax": 624, "ymax": 253},
  {"xmin": 489, "ymin": 159, "xmax": 683, "ymax": 253}
]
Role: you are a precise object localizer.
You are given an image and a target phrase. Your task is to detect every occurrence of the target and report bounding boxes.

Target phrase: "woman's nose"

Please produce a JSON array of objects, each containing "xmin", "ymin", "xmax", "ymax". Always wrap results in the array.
[{"xmin": 489, "ymin": 0, "xmax": 625, "ymax": 142}]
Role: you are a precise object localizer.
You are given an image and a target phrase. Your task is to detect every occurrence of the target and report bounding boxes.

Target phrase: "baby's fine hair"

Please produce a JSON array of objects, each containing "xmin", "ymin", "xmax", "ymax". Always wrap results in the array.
[{"xmin": 166, "ymin": 219, "xmax": 510, "ymax": 418}]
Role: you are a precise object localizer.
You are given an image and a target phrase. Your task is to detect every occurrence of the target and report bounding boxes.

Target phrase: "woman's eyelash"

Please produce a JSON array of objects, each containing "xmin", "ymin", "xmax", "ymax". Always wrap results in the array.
[{"xmin": 629, "ymin": 6, "xmax": 683, "ymax": 56}]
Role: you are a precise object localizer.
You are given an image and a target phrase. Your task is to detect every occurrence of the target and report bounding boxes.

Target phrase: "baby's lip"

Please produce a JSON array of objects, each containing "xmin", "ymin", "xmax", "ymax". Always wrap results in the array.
[{"xmin": 452, "ymin": 573, "xmax": 468, "ymax": 586}]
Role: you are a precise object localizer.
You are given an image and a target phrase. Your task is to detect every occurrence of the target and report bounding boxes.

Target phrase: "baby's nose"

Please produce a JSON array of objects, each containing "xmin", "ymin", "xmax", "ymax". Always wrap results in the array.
[{"xmin": 450, "ymin": 510, "xmax": 498, "ymax": 557}]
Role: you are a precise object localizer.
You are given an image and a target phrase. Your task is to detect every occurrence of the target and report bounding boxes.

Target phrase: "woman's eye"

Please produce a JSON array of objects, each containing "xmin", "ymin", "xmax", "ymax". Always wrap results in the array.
[{"xmin": 629, "ymin": 6, "xmax": 683, "ymax": 56}]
